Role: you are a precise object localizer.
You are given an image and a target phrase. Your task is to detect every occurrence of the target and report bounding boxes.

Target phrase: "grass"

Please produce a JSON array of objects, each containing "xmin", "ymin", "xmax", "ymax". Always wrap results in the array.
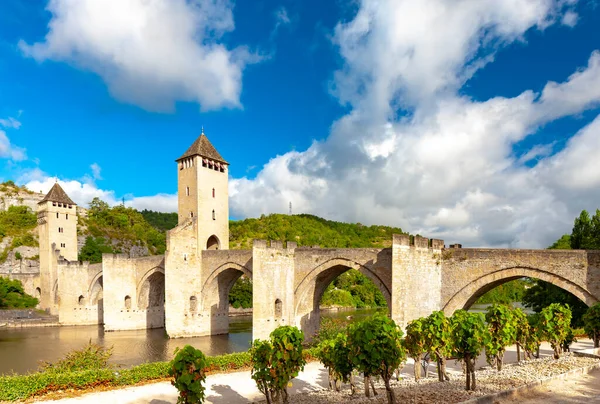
[{"xmin": 0, "ymin": 342, "xmax": 320, "ymax": 401}]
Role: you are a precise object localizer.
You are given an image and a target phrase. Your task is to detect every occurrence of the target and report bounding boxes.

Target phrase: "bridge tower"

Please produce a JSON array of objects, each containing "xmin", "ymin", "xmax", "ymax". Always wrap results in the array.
[
  {"xmin": 37, "ymin": 183, "xmax": 77, "ymax": 314},
  {"xmin": 176, "ymin": 130, "xmax": 229, "ymax": 251}
]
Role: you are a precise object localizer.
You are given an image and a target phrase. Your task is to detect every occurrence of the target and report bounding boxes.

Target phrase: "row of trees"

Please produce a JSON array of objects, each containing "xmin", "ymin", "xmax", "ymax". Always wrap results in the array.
[{"xmin": 169, "ymin": 302, "xmax": 600, "ymax": 404}]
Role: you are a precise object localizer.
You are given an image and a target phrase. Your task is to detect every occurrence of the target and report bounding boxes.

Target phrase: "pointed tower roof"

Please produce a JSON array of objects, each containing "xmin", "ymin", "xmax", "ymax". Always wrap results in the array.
[
  {"xmin": 38, "ymin": 183, "xmax": 76, "ymax": 206},
  {"xmin": 176, "ymin": 132, "xmax": 228, "ymax": 164}
]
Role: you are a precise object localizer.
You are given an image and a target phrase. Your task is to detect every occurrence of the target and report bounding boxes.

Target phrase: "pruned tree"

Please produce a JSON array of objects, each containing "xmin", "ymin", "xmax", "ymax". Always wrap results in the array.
[
  {"xmin": 422, "ymin": 310, "xmax": 452, "ymax": 381},
  {"xmin": 450, "ymin": 310, "xmax": 490, "ymax": 391},
  {"xmin": 538, "ymin": 303, "xmax": 572, "ymax": 359},
  {"xmin": 484, "ymin": 304, "xmax": 517, "ymax": 371},
  {"xmin": 404, "ymin": 317, "xmax": 427, "ymax": 380},
  {"xmin": 347, "ymin": 314, "xmax": 406, "ymax": 403}
]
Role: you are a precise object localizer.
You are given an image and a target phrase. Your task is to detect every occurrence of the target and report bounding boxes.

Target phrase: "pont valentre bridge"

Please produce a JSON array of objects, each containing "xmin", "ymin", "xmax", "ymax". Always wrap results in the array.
[{"xmin": 19, "ymin": 132, "xmax": 600, "ymax": 340}]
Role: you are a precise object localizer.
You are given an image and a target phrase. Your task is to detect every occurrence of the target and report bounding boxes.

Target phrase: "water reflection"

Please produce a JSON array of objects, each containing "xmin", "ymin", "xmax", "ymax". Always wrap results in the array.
[{"xmin": 0, "ymin": 308, "xmax": 384, "ymax": 375}]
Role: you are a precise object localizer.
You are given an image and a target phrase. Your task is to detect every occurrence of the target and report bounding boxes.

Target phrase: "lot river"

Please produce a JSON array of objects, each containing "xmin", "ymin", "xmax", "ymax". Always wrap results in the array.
[{"xmin": 0, "ymin": 308, "xmax": 383, "ymax": 375}]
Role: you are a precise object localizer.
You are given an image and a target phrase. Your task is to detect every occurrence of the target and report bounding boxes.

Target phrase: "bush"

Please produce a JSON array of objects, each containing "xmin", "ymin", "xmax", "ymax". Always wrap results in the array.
[
  {"xmin": 0, "ymin": 277, "xmax": 38, "ymax": 308},
  {"xmin": 169, "ymin": 345, "xmax": 208, "ymax": 404},
  {"xmin": 583, "ymin": 303, "xmax": 600, "ymax": 348},
  {"xmin": 250, "ymin": 326, "xmax": 306, "ymax": 404},
  {"xmin": 39, "ymin": 341, "xmax": 112, "ymax": 373},
  {"xmin": 347, "ymin": 314, "xmax": 406, "ymax": 403},
  {"xmin": 404, "ymin": 317, "xmax": 427, "ymax": 380},
  {"xmin": 422, "ymin": 310, "xmax": 452, "ymax": 382}
]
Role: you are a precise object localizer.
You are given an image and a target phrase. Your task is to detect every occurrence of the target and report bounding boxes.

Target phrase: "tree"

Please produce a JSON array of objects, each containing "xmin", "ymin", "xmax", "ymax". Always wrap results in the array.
[
  {"xmin": 484, "ymin": 305, "xmax": 516, "ymax": 371},
  {"xmin": 250, "ymin": 326, "xmax": 306, "ymax": 404},
  {"xmin": 522, "ymin": 280, "xmax": 587, "ymax": 327},
  {"xmin": 583, "ymin": 303, "xmax": 600, "ymax": 348},
  {"xmin": 422, "ymin": 310, "xmax": 452, "ymax": 382},
  {"xmin": 169, "ymin": 345, "xmax": 208, "ymax": 404},
  {"xmin": 317, "ymin": 333, "xmax": 356, "ymax": 393},
  {"xmin": 347, "ymin": 314, "xmax": 406, "ymax": 403},
  {"xmin": 404, "ymin": 317, "xmax": 427, "ymax": 380},
  {"xmin": 524, "ymin": 313, "xmax": 542, "ymax": 359},
  {"xmin": 512, "ymin": 308, "xmax": 530, "ymax": 361},
  {"xmin": 538, "ymin": 303, "xmax": 572, "ymax": 359},
  {"xmin": 0, "ymin": 277, "xmax": 38, "ymax": 308},
  {"xmin": 228, "ymin": 276, "xmax": 252, "ymax": 308},
  {"xmin": 78, "ymin": 236, "xmax": 115, "ymax": 264},
  {"xmin": 450, "ymin": 310, "xmax": 490, "ymax": 391}
]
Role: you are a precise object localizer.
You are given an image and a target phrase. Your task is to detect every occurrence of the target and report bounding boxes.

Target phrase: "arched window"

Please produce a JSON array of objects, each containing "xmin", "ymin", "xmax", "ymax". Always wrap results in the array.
[
  {"xmin": 78, "ymin": 295, "xmax": 85, "ymax": 306},
  {"xmin": 189, "ymin": 296, "xmax": 198, "ymax": 312},
  {"xmin": 35, "ymin": 287, "xmax": 41, "ymax": 299},
  {"xmin": 275, "ymin": 299, "xmax": 282, "ymax": 319},
  {"xmin": 212, "ymin": 210, "xmax": 215, "ymax": 220},
  {"xmin": 124, "ymin": 295, "xmax": 132, "ymax": 309},
  {"xmin": 206, "ymin": 235, "xmax": 220, "ymax": 250}
]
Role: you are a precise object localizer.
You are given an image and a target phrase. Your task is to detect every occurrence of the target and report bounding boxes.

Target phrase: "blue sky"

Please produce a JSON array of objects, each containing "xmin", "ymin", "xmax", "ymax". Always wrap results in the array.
[{"xmin": 1, "ymin": 0, "xmax": 600, "ymax": 248}]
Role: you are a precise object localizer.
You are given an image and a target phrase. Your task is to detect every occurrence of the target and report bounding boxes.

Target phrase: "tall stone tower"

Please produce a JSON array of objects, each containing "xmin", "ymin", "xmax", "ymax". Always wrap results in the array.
[
  {"xmin": 37, "ymin": 183, "xmax": 78, "ymax": 314},
  {"xmin": 176, "ymin": 130, "xmax": 229, "ymax": 250}
]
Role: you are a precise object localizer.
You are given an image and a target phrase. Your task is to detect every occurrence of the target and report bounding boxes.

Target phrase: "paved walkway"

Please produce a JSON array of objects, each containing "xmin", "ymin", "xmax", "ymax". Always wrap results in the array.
[{"xmin": 35, "ymin": 339, "xmax": 596, "ymax": 404}]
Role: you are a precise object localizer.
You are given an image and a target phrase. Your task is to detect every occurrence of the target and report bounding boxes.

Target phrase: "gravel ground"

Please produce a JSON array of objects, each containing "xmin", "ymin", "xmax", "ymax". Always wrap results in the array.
[{"xmin": 281, "ymin": 354, "xmax": 600, "ymax": 404}]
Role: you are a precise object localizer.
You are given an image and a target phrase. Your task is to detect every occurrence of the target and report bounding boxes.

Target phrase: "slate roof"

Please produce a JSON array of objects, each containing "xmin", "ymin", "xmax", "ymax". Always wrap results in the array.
[
  {"xmin": 177, "ymin": 133, "xmax": 228, "ymax": 164},
  {"xmin": 39, "ymin": 183, "xmax": 76, "ymax": 206}
]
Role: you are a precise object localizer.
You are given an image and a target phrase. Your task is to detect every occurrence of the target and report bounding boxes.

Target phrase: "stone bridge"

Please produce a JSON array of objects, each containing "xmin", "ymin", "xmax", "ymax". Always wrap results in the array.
[{"xmin": 55, "ymin": 233, "xmax": 600, "ymax": 341}]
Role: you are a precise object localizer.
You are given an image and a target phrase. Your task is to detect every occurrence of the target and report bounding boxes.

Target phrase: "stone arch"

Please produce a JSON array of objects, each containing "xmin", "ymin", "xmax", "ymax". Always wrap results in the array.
[
  {"xmin": 78, "ymin": 295, "xmax": 85, "ymax": 306},
  {"xmin": 295, "ymin": 258, "xmax": 391, "ymax": 316},
  {"xmin": 89, "ymin": 274, "xmax": 104, "ymax": 323},
  {"xmin": 137, "ymin": 267, "xmax": 165, "ymax": 309},
  {"xmin": 442, "ymin": 266, "xmax": 598, "ymax": 315},
  {"xmin": 200, "ymin": 262, "xmax": 252, "ymax": 335},
  {"xmin": 275, "ymin": 299, "xmax": 283, "ymax": 319},
  {"xmin": 35, "ymin": 287, "xmax": 41, "ymax": 299},
  {"xmin": 294, "ymin": 258, "xmax": 391, "ymax": 339},
  {"xmin": 207, "ymin": 235, "xmax": 220, "ymax": 250}
]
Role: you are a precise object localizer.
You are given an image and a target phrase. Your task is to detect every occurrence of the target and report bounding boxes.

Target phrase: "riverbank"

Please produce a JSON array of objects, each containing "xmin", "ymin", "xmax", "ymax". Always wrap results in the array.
[{"xmin": 23, "ymin": 339, "xmax": 599, "ymax": 404}]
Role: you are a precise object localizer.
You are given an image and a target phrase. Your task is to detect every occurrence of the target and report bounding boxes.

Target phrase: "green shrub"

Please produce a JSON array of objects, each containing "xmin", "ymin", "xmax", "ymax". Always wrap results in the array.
[
  {"xmin": 450, "ymin": 310, "xmax": 490, "ymax": 391},
  {"xmin": 583, "ymin": 303, "xmax": 600, "ymax": 348},
  {"xmin": 422, "ymin": 310, "xmax": 452, "ymax": 382},
  {"xmin": 169, "ymin": 345, "xmax": 208, "ymax": 404},
  {"xmin": 512, "ymin": 308, "xmax": 530, "ymax": 361},
  {"xmin": 250, "ymin": 326, "xmax": 306, "ymax": 404},
  {"xmin": 484, "ymin": 304, "xmax": 517, "ymax": 371},
  {"xmin": 404, "ymin": 317, "xmax": 427, "ymax": 380},
  {"xmin": 40, "ymin": 341, "xmax": 112, "ymax": 373},
  {"xmin": 347, "ymin": 314, "xmax": 406, "ymax": 403},
  {"xmin": 539, "ymin": 303, "xmax": 572, "ymax": 359},
  {"xmin": 0, "ymin": 277, "xmax": 38, "ymax": 308}
]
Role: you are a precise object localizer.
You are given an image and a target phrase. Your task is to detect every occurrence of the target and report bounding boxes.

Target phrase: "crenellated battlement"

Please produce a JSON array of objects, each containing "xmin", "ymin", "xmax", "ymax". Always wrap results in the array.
[
  {"xmin": 392, "ymin": 233, "xmax": 444, "ymax": 250},
  {"xmin": 252, "ymin": 239, "xmax": 297, "ymax": 250}
]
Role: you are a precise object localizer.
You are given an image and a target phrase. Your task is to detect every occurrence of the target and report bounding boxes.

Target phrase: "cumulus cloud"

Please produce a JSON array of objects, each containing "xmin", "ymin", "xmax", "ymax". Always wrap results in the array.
[
  {"xmin": 230, "ymin": 0, "xmax": 600, "ymax": 248},
  {"xmin": 19, "ymin": 0, "xmax": 258, "ymax": 112},
  {"xmin": 0, "ymin": 130, "xmax": 27, "ymax": 161},
  {"xmin": 25, "ymin": 174, "xmax": 177, "ymax": 213}
]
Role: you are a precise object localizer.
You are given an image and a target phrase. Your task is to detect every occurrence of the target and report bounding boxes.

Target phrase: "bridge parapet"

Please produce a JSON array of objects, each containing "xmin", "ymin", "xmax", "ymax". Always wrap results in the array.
[{"xmin": 392, "ymin": 233, "xmax": 445, "ymax": 250}]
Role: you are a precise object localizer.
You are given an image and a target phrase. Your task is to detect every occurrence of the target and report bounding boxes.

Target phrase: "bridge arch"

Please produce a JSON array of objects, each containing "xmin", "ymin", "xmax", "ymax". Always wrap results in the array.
[
  {"xmin": 442, "ymin": 266, "xmax": 598, "ymax": 315},
  {"xmin": 200, "ymin": 262, "xmax": 252, "ymax": 335},
  {"xmin": 294, "ymin": 257, "xmax": 391, "ymax": 338},
  {"xmin": 136, "ymin": 266, "xmax": 165, "ymax": 309},
  {"xmin": 88, "ymin": 273, "xmax": 104, "ymax": 324}
]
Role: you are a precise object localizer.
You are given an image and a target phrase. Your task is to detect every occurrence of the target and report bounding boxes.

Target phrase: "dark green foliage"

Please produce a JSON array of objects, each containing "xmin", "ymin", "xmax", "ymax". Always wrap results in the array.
[
  {"xmin": 169, "ymin": 345, "xmax": 208, "ymax": 404},
  {"xmin": 450, "ymin": 310, "xmax": 490, "ymax": 391},
  {"xmin": 549, "ymin": 234, "xmax": 571, "ymax": 249},
  {"xmin": 229, "ymin": 213, "xmax": 404, "ymax": 249},
  {"xmin": 0, "ymin": 277, "xmax": 38, "ymax": 308},
  {"xmin": 317, "ymin": 333, "xmax": 355, "ymax": 392},
  {"xmin": 538, "ymin": 303, "xmax": 572, "ymax": 359},
  {"xmin": 422, "ymin": 311, "xmax": 452, "ymax": 382},
  {"xmin": 347, "ymin": 314, "xmax": 406, "ymax": 403},
  {"xmin": 583, "ymin": 303, "xmax": 600, "ymax": 348},
  {"xmin": 78, "ymin": 236, "xmax": 115, "ymax": 264},
  {"xmin": 570, "ymin": 209, "xmax": 600, "ymax": 250},
  {"xmin": 140, "ymin": 210, "xmax": 178, "ymax": 232},
  {"xmin": 525, "ymin": 314, "xmax": 542, "ymax": 359},
  {"xmin": 522, "ymin": 280, "xmax": 587, "ymax": 327},
  {"xmin": 476, "ymin": 279, "xmax": 528, "ymax": 305},
  {"xmin": 312, "ymin": 317, "xmax": 348, "ymax": 346},
  {"xmin": 250, "ymin": 326, "xmax": 306, "ymax": 404},
  {"xmin": 84, "ymin": 197, "xmax": 167, "ymax": 255},
  {"xmin": 39, "ymin": 341, "xmax": 112, "ymax": 373},
  {"xmin": 228, "ymin": 276, "xmax": 252, "ymax": 308},
  {"xmin": 484, "ymin": 305, "xmax": 516, "ymax": 371}
]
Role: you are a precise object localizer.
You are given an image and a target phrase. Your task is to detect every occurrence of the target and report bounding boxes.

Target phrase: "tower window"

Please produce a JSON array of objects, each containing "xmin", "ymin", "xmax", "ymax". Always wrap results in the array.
[
  {"xmin": 66, "ymin": 214, "xmax": 68, "ymax": 220},
  {"xmin": 53, "ymin": 202, "xmax": 57, "ymax": 206},
  {"xmin": 186, "ymin": 186, "xmax": 190, "ymax": 196},
  {"xmin": 212, "ymin": 210, "xmax": 215, "ymax": 220},
  {"xmin": 56, "ymin": 213, "xmax": 59, "ymax": 218},
  {"xmin": 212, "ymin": 188, "xmax": 215, "ymax": 198},
  {"xmin": 190, "ymin": 212, "xmax": 194, "ymax": 218}
]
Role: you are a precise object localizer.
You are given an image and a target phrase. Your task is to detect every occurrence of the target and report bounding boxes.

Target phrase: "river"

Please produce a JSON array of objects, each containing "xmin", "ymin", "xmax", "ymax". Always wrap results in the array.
[{"xmin": 0, "ymin": 308, "xmax": 384, "ymax": 375}]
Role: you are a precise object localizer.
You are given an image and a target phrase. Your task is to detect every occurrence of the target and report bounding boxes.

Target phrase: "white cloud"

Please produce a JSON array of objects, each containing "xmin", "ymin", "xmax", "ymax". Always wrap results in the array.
[
  {"xmin": 20, "ymin": 0, "xmax": 258, "ymax": 112},
  {"xmin": 90, "ymin": 163, "xmax": 102, "ymax": 181},
  {"xmin": 230, "ymin": 0, "xmax": 600, "ymax": 248},
  {"xmin": 0, "ymin": 117, "xmax": 22, "ymax": 129},
  {"xmin": 24, "ymin": 175, "xmax": 177, "ymax": 213},
  {"xmin": 561, "ymin": 10, "xmax": 578, "ymax": 27}
]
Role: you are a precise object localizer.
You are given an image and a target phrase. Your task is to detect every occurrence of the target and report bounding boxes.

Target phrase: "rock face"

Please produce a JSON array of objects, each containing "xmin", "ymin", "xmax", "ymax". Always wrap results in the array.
[{"xmin": 0, "ymin": 189, "xmax": 45, "ymax": 212}]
